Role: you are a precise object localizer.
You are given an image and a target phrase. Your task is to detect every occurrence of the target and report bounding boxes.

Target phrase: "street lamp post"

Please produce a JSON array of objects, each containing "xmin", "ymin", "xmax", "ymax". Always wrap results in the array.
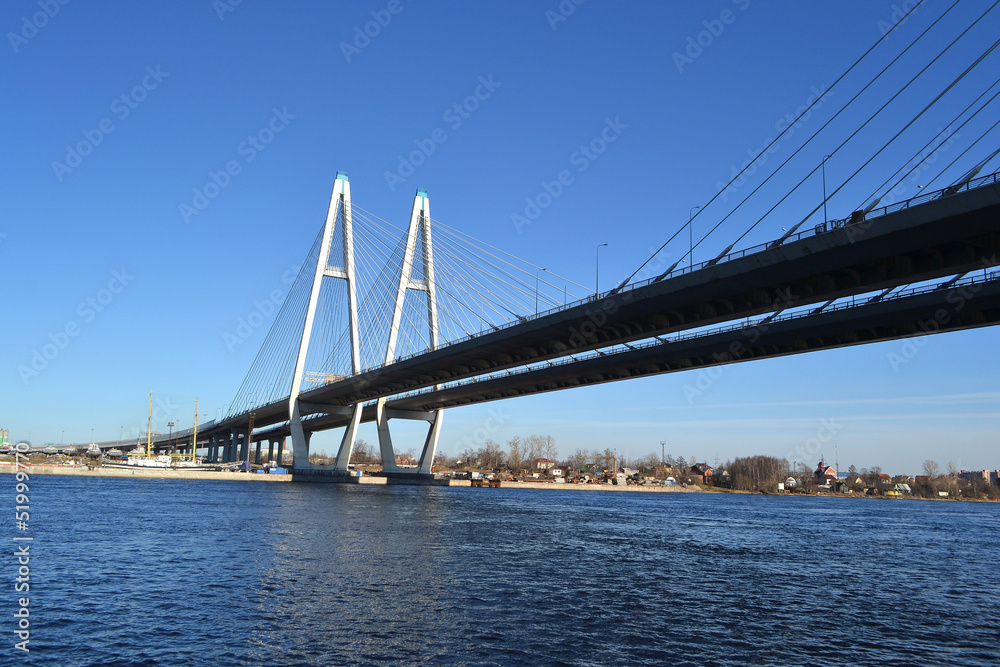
[
  {"xmin": 822, "ymin": 155, "xmax": 832, "ymax": 224},
  {"xmin": 118, "ymin": 426, "xmax": 123, "ymax": 447},
  {"xmin": 535, "ymin": 268, "xmax": 547, "ymax": 314},
  {"xmin": 689, "ymin": 206, "xmax": 701, "ymax": 266},
  {"xmin": 90, "ymin": 428, "xmax": 94, "ymax": 444},
  {"xmin": 595, "ymin": 243, "xmax": 608, "ymax": 295},
  {"xmin": 61, "ymin": 430, "xmax": 64, "ymax": 445},
  {"xmin": 168, "ymin": 422, "xmax": 174, "ymax": 453}
]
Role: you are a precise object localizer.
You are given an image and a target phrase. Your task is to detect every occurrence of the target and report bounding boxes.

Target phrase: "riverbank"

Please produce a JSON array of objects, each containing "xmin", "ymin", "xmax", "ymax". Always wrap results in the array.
[
  {"xmin": 7, "ymin": 464, "xmax": 990, "ymax": 499},
  {"xmin": 2, "ymin": 463, "xmax": 699, "ymax": 491}
]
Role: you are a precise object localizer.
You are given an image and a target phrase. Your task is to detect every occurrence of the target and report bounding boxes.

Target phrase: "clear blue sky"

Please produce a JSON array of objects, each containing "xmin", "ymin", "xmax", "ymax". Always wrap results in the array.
[{"xmin": 3, "ymin": 0, "xmax": 998, "ymax": 475}]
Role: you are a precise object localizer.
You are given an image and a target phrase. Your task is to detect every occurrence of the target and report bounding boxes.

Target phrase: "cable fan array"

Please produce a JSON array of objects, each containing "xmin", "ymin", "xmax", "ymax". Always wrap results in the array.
[
  {"xmin": 627, "ymin": 0, "xmax": 1000, "ymax": 286},
  {"xmin": 226, "ymin": 197, "xmax": 587, "ymax": 417}
]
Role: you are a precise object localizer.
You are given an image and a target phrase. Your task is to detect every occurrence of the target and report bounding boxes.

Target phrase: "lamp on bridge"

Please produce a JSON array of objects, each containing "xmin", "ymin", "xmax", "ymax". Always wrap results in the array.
[
  {"xmin": 689, "ymin": 206, "xmax": 700, "ymax": 266},
  {"xmin": 822, "ymin": 155, "xmax": 832, "ymax": 224},
  {"xmin": 535, "ymin": 267, "xmax": 547, "ymax": 314},
  {"xmin": 596, "ymin": 243, "xmax": 608, "ymax": 295}
]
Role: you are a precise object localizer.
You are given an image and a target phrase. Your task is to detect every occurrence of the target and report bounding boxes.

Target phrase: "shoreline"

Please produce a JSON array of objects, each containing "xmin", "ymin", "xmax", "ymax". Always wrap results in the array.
[
  {"xmin": 3, "ymin": 464, "xmax": 995, "ymax": 500},
  {"xmin": 3, "ymin": 463, "xmax": 696, "ymax": 491}
]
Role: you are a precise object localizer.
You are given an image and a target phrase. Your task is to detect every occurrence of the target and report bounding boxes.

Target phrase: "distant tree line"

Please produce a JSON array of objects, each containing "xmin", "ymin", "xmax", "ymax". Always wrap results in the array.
[{"xmin": 724, "ymin": 455, "xmax": 789, "ymax": 492}]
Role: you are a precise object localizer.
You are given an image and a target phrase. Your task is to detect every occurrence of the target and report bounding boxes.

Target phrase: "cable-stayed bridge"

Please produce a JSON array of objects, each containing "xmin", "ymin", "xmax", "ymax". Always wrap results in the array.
[
  {"xmin": 108, "ymin": 168, "xmax": 1000, "ymax": 476},
  {"xmin": 85, "ymin": 1, "xmax": 1000, "ymax": 474}
]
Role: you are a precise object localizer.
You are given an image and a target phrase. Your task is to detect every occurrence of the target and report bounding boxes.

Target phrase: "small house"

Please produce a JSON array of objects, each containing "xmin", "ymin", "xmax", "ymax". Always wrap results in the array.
[
  {"xmin": 690, "ymin": 463, "xmax": 714, "ymax": 483},
  {"xmin": 534, "ymin": 458, "xmax": 555, "ymax": 471}
]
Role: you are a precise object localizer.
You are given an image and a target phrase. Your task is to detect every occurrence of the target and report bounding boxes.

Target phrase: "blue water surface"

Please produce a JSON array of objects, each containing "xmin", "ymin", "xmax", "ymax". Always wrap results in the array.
[{"xmin": 3, "ymin": 476, "xmax": 998, "ymax": 666}]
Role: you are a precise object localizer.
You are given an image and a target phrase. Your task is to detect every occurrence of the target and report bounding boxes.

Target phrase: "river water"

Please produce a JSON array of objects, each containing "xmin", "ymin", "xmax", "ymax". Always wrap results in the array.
[{"xmin": 3, "ymin": 476, "xmax": 999, "ymax": 666}]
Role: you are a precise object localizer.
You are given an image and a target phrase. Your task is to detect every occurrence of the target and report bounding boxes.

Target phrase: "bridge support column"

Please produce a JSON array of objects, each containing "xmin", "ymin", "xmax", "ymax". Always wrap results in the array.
[
  {"xmin": 291, "ymin": 431, "xmax": 313, "ymax": 469},
  {"xmin": 375, "ymin": 187, "xmax": 443, "ymax": 476},
  {"xmin": 333, "ymin": 404, "xmax": 363, "ymax": 472},
  {"xmin": 227, "ymin": 430, "xmax": 239, "ymax": 463},
  {"xmin": 276, "ymin": 437, "xmax": 285, "ymax": 467},
  {"xmin": 237, "ymin": 429, "xmax": 249, "ymax": 463},
  {"xmin": 288, "ymin": 172, "xmax": 362, "ymax": 471},
  {"xmin": 375, "ymin": 400, "xmax": 443, "ymax": 475},
  {"xmin": 254, "ymin": 439, "xmax": 262, "ymax": 465},
  {"xmin": 266, "ymin": 439, "xmax": 275, "ymax": 465}
]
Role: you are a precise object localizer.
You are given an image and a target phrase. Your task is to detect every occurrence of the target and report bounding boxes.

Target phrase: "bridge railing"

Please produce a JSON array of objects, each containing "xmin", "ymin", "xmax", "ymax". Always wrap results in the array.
[{"xmin": 616, "ymin": 170, "xmax": 1000, "ymax": 297}]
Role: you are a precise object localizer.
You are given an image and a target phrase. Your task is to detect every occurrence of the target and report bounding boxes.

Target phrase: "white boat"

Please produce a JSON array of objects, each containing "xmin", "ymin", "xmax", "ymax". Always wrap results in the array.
[
  {"xmin": 85, "ymin": 443, "xmax": 102, "ymax": 458},
  {"xmin": 128, "ymin": 454, "xmax": 174, "ymax": 467}
]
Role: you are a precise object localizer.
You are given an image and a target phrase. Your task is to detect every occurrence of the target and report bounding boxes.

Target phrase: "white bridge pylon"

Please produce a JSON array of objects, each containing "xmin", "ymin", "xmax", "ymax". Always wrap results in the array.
[{"xmin": 288, "ymin": 173, "xmax": 443, "ymax": 474}]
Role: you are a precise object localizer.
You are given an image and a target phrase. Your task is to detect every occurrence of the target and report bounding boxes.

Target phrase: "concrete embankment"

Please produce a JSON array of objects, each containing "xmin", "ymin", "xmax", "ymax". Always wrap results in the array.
[{"xmin": 2, "ymin": 464, "xmax": 701, "ymax": 492}]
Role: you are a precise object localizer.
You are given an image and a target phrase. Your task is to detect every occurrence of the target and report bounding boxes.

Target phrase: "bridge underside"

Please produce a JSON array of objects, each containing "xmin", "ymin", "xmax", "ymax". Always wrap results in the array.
[{"xmin": 247, "ymin": 272, "xmax": 1000, "ymax": 438}]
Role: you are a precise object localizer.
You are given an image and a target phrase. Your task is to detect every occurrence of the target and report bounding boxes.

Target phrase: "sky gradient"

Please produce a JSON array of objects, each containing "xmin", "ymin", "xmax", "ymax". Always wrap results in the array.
[{"xmin": 3, "ymin": 0, "xmax": 999, "ymax": 474}]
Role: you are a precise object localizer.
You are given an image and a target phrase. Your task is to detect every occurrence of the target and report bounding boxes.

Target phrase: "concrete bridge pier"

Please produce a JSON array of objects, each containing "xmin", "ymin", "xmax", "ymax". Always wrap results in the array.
[
  {"xmin": 276, "ymin": 437, "xmax": 286, "ymax": 467},
  {"xmin": 236, "ymin": 428, "xmax": 249, "ymax": 463},
  {"xmin": 291, "ymin": 432, "xmax": 313, "ymax": 469},
  {"xmin": 254, "ymin": 439, "xmax": 262, "ymax": 465},
  {"xmin": 224, "ymin": 430, "xmax": 235, "ymax": 463}
]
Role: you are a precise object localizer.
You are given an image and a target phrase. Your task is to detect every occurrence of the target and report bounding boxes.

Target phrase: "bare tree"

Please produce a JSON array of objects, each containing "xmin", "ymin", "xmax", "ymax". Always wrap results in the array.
[
  {"xmin": 922, "ymin": 459, "xmax": 940, "ymax": 479},
  {"xmin": 729, "ymin": 455, "xmax": 788, "ymax": 492},
  {"xmin": 524, "ymin": 434, "xmax": 547, "ymax": 462},
  {"xmin": 479, "ymin": 439, "xmax": 505, "ymax": 470},
  {"xmin": 507, "ymin": 436, "xmax": 523, "ymax": 473},
  {"xmin": 542, "ymin": 435, "xmax": 558, "ymax": 462},
  {"xmin": 353, "ymin": 439, "xmax": 378, "ymax": 464},
  {"xmin": 459, "ymin": 447, "xmax": 477, "ymax": 468},
  {"xmin": 568, "ymin": 448, "xmax": 588, "ymax": 472}
]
